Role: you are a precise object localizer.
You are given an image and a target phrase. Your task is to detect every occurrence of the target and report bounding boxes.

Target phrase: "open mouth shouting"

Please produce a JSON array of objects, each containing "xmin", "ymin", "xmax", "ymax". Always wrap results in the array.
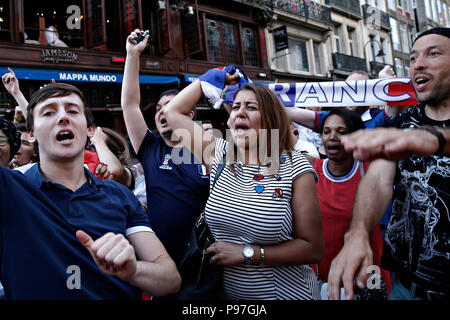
[
  {"xmin": 56, "ymin": 129, "xmax": 75, "ymax": 145},
  {"xmin": 325, "ymin": 143, "xmax": 343, "ymax": 156},
  {"xmin": 234, "ymin": 122, "xmax": 251, "ymax": 136},
  {"xmin": 413, "ymin": 74, "xmax": 432, "ymax": 92}
]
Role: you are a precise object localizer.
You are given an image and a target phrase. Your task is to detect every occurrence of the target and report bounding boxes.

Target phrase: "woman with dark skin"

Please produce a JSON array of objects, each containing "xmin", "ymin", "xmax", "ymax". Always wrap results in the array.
[{"xmin": 308, "ymin": 109, "xmax": 391, "ymax": 297}]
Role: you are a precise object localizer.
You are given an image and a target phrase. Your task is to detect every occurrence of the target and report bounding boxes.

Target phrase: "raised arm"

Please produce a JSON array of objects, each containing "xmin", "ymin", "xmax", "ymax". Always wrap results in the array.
[
  {"xmin": 327, "ymin": 159, "xmax": 396, "ymax": 300},
  {"xmin": 90, "ymin": 127, "xmax": 133, "ymax": 188},
  {"xmin": 285, "ymin": 107, "xmax": 318, "ymax": 131},
  {"xmin": 162, "ymin": 79, "xmax": 216, "ymax": 167},
  {"xmin": 2, "ymin": 68, "xmax": 29, "ymax": 120},
  {"xmin": 121, "ymin": 30, "xmax": 150, "ymax": 154},
  {"xmin": 341, "ymin": 127, "xmax": 450, "ymax": 160},
  {"xmin": 377, "ymin": 65, "xmax": 407, "ymax": 117}
]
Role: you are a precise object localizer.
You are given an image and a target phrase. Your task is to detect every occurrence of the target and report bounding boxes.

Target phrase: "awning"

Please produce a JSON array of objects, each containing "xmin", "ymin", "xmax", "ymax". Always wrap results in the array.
[
  {"xmin": 183, "ymin": 74, "xmax": 199, "ymax": 83},
  {"xmin": 0, "ymin": 66, "xmax": 180, "ymax": 84}
]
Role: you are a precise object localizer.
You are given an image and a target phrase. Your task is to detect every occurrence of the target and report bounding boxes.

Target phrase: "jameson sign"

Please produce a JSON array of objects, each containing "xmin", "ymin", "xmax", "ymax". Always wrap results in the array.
[{"xmin": 41, "ymin": 49, "xmax": 78, "ymax": 63}]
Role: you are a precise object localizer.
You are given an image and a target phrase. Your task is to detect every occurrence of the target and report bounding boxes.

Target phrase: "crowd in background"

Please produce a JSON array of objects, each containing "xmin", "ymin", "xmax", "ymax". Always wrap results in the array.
[{"xmin": 0, "ymin": 27, "xmax": 449, "ymax": 301}]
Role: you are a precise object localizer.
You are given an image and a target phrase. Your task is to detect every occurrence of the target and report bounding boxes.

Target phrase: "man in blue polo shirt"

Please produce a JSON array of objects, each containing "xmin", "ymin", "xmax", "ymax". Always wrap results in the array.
[
  {"xmin": 121, "ymin": 30, "xmax": 209, "ymax": 270},
  {"xmin": 0, "ymin": 82, "xmax": 181, "ymax": 299}
]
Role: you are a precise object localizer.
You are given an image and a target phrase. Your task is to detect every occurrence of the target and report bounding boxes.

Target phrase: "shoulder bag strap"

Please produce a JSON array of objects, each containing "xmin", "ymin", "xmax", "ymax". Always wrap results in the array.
[
  {"xmin": 210, "ymin": 153, "xmax": 226, "ymax": 191},
  {"xmin": 197, "ymin": 153, "xmax": 226, "ymax": 226}
]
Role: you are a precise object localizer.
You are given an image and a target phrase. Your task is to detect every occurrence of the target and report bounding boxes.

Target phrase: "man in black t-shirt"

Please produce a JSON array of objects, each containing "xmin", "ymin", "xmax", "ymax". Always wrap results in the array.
[{"xmin": 327, "ymin": 27, "xmax": 450, "ymax": 300}]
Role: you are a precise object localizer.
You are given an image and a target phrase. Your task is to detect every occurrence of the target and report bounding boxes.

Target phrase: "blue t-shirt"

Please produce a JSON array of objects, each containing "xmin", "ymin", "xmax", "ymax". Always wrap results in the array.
[
  {"xmin": 137, "ymin": 130, "xmax": 210, "ymax": 265},
  {"xmin": 0, "ymin": 164, "xmax": 152, "ymax": 300}
]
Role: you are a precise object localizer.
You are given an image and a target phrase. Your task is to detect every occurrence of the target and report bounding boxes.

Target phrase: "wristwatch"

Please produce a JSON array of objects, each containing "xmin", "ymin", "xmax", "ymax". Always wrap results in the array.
[{"xmin": 242, "ymin": 244, "xmax": 254, "ymax": 265}]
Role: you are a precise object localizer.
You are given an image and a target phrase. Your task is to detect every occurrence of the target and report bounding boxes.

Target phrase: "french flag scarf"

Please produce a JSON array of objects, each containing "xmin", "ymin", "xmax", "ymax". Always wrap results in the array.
[{"xmin": 198, "ymin": 65, "xmax": 418, "ymax": 109}]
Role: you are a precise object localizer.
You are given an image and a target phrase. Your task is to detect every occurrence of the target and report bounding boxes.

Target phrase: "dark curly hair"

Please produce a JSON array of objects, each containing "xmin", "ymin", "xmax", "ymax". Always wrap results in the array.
[{"xmin": 0, "ymin": 117, "xmax": 21, "ymax": 161}]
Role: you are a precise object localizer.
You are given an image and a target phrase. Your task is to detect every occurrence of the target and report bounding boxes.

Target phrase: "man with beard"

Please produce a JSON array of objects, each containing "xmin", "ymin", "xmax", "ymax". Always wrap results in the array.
[{"xmin": 327, "ymin": 27, "xmax": 450, "ymax": 300}]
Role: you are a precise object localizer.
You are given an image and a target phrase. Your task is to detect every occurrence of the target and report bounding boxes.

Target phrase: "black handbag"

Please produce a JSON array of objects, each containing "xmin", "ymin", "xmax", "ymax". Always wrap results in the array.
[{"xmin": 176, "ymin": 157, "xmax": 226, "ymax": 300}]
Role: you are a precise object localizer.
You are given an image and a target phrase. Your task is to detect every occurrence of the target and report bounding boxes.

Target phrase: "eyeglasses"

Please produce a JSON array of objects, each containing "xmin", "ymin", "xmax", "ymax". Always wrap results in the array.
[{"xmin": 0, "ymin": 136, "xmax": 8, "ymax": 146}]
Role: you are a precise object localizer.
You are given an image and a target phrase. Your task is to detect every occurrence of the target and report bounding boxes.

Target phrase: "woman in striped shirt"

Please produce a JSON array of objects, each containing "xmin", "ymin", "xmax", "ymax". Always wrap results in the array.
[{"xmin": 162, "ymin": 74, "xmax": 324, "ymax": 300}]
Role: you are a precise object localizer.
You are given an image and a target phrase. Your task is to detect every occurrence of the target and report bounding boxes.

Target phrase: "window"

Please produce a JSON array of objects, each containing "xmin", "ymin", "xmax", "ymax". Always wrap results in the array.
[
  {"xmin": 334, "ymin": 35, "xmax": 341, "ymax": 53},
  {"xmin": 289, "ymin": 39, "xmax": 309, "ymax": 72},
  {"xmin": 0, "ymin": 0, "xmax": 10, "ymax": 41},
  {"xmin": 86, "ymin": 0, "xmax": 107, "ymax": 49},
  {"xmin": 387, "ymin": 0, "xmax": 396, "ymax": 10},
  {"xmin": 404, "ymin": 60, "xmax": 410, "ymax": 77},
  {"xmin": 313, "ymin": 42, "xmax": 322, "ymax": 74},
  {"xmin": 118, "ymin": 0, "xmax": 140, "ymax": 47},
  {"xmin": 206, "ymin": 18, "xmax": 238, "ymax": 64},
  {"xmin": 409, "ymin": 26, "xmax": 415, "ymax": 48},
  {"xmin": 242, "ymin": 26, "xmax": 258, "ymax": 67},
  {"xmin": 381, "ymin": 37, "xmax": 392, "ymax": 64},
  {"xmin": 376, "ymin": 37, "xmax": 385, "ymax": 63},
  {"xmin": 399, "ymin": 23, "xmax": 409, "ymax": 53},
  {"xmin": 395, "ymin": 58, "xmax": 404, "ymax": 76},
  {"xmin": 444, "ymin": 3, "xmax": 449, "ymax": 25},
  {"xmin": 425, "ymin": 0, "xmax": 432, "ymax": 18},
  {"xmin": 390, "ymin": 18, "xmax": 401, "ymax": 51},
  {"xmin": 348, "ymin": 28, "xmax": 358, "ymax": 57},
  {"xmin": 437, "ymin": 0, "xmax": 444, "ymax": 24},
  {"xmin": 432, "ymin": 0, "xmax": 438, "ymax": 22},
  {"xmin": 142, "ymin": 0, "xmax": 161, "ymax": 56},
  {"xmin": 24, "ymin": 0, "xmax": 85, "ymax": 48}
]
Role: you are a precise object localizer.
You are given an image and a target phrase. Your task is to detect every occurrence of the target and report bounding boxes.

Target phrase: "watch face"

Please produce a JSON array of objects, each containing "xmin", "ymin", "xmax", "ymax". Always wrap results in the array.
[{"xmin": 243, "ymin": 246, "xmax": 254, "ymax": 258}]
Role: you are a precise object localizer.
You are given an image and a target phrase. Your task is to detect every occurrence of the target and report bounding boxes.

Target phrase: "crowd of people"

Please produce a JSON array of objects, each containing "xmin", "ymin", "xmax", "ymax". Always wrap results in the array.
[{"xmin": 0, "ymin": 27, "xmax": 448, "ymax": 300}]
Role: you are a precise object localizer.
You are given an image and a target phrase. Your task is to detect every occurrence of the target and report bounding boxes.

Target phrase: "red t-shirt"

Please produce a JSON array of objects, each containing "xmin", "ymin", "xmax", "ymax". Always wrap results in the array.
[
  {"xmin": 84, "ymin": 149, "xmax": 99, "ymax": 175},
  {"xmin": 314, "ymin": 158, "xmax": 391, "ymax": 293}
]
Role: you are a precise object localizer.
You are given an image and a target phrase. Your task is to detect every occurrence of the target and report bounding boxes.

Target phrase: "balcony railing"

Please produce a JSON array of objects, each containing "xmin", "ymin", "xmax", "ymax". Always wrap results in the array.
[
  {"xmin": 333, "ymin": 52, "xmax": 367, "ymax": 72},
  {"xmin": 233, "ymin": 0, "xmax": 332, "ymax": 26},
  {"xmin": 325, "ymin": 0, "xmax": 362, "ymax": 19},
  {"xmin": 362, "ymin": 4, "xmax": 391, "ymax": 30},
  {"xmin": 272, "ymin": 0, "xmax": 332, "ymax": 25}
]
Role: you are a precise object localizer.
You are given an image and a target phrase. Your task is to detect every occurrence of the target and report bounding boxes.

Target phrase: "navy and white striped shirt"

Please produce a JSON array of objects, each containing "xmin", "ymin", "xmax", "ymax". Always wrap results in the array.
[{"xmin": 204, "ymin": 138, "xmax": 320, "ymax": 300}]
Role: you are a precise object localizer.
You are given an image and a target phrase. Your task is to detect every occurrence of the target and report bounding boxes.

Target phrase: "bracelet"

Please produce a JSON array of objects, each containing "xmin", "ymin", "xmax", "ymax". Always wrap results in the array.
[
  {"xmin": 422, "ymin": 126, "xmax": 446, "ymax": 155},
  {"xmin": 259, "ymin": 245, "xmax": 264, "ymax": 265}
]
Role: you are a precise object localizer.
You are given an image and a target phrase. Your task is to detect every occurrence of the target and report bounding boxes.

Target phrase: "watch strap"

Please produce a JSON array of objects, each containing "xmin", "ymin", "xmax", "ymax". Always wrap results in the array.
[{"xmin": 259, "ymin": 245, "xmax": 265, "ymax": 265}]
